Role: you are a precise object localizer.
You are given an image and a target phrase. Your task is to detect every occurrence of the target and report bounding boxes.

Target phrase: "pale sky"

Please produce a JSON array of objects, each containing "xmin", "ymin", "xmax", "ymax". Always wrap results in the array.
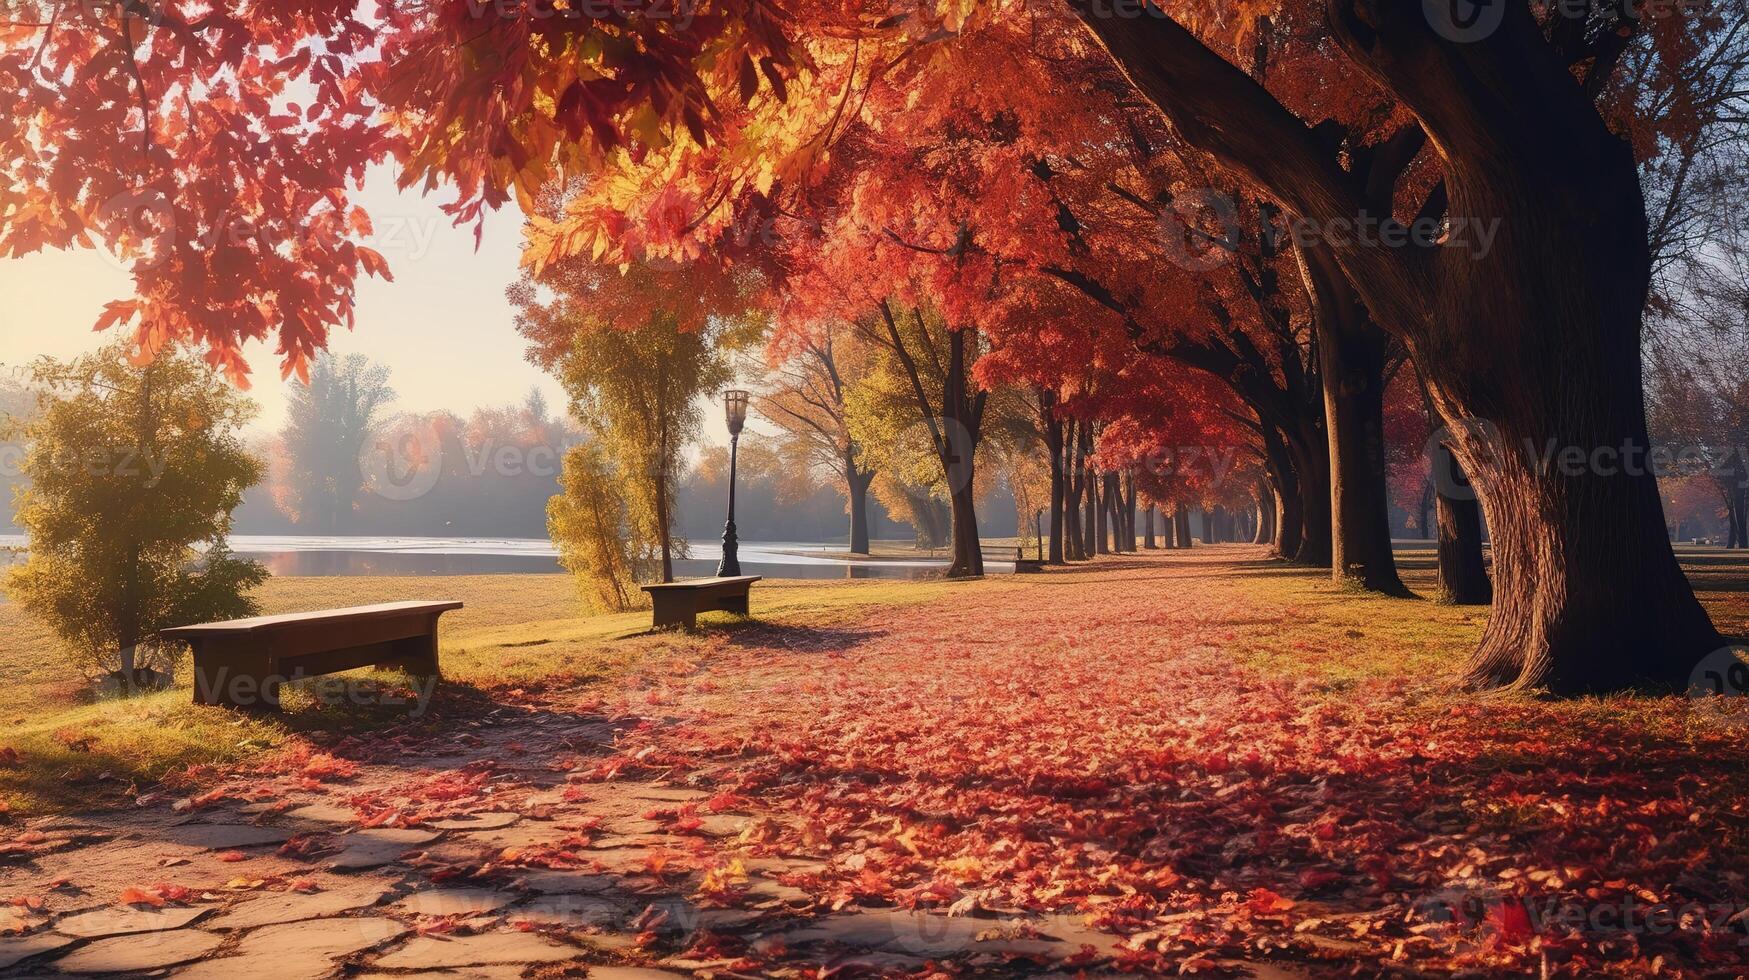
[{"xmin": 0, "ymin": 165, "xmax": 569, "ymax": 438}]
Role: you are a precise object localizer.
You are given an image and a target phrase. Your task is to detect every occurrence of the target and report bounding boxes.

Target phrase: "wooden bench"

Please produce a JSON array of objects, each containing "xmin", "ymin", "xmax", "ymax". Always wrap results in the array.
[
  {"xmin": 163, "ymin": 601, "xmax": 463, "ymax": 711},
  {"xmin": 641, "ymin": 576, "xmax": 761, "ymax": 631},
  {"xmin": 982, "ymin": 546, "xmax": 1045, "ymax": 574}
]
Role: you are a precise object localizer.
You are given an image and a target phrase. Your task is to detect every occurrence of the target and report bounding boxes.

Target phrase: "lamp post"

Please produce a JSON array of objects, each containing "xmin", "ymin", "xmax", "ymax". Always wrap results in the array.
[{"xmin": 716, "ymin": 390, "xmax": 750, "ymax": 578}]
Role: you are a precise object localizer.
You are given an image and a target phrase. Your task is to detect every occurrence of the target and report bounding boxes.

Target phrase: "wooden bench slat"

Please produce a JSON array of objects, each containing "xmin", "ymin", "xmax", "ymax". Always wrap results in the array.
[
  {"xmin": 162, "ymin": 601, "xmax": 464, "ymax": 638},
  {"xmin": 641, "ymin": 576, "xmax": 762, "ymax": 592}
]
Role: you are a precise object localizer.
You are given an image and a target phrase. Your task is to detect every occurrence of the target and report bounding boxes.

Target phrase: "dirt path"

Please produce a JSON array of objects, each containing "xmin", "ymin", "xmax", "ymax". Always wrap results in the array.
[{"xmin": 3, "ymin": 549, "xmax": 1747, "ymax": 977}]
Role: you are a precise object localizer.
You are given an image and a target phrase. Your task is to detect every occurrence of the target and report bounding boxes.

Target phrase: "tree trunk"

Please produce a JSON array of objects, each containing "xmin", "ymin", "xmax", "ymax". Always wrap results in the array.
[
  {"xmin": 1253, "ymin": 488, "xmax": 1275, "ymax": 546},
  {"xmin": 1123, "ymin": 471, "xmax": 1138, "ymax": 551},
  {"xmin": 1071, "ymin": 0, "xmax": 1719, "ymax": 691},
  {"xmin": 1436, "ymin": 491, "xmax": 1492, "ymax": 607},
  {"xmin": 1426, "ymin": 396, "xmax": 1492, "ymax": 606},
  {"xmin": 1284, "ymin": 418, "xmax": 1332, "ymax": 566},
  {"xmin": 877, "ymin": 303, "xmax": 985, "ymax": 578},
  {"xmin": 1081, "ymin": 429, "xmax": 1098, "ymax": 558},
  {"xmin": 656, "ymin": 460, "xmax": 674, "ymax": 584},
  {"xmin": 940, "ymin": 330, "xmax": 984, "ymax": 579},
  {"xmin": 1418, "ymin": 480, "xmax": 1434, "ymax": 541},
  {"xmin": 1175, "ymin": 506, "xmax": 1193, "ymax": 549},
  {"xmin": 847, "ymin": 464, "xmax": 873, "ymax": 556},
  {"xmin": 1094, "ymin": 472, "xmax": 1110, "ymax": 555},
  {"xmin": 1263, "ymin": 425, "xmax": 1303, "ymax": 560},
  {"xmin": 1064, "ymin": 420, "xmax": 1085, "ymax": 561},
  {"xmin": 1301, "ymin": 248, "xmax": 1410, "ymax": 597},
  {"xmin": 1046, "ymin": 404, "xmax": 1066, "ymax": 564},
  {"xmin": 1144, "ymin": 505, "xmax": 1157, "ymax": 549}
]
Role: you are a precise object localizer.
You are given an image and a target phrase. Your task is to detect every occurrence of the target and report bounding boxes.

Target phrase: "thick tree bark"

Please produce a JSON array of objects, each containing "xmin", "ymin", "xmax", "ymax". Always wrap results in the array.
[
  {"xmin": 1073, "ymin": 0, "xmax": 1720, "ymax": 691},
  {"xmin": 1300, "ymin": 248, "xmax": 1410, "ymax": 596},
  {"xmin": 1254, "ymin": 487, "xmax": 1275, "ymax": 546},
  {"xmin": 1263, "ymin": 425, "xmax": 1303, "ymax": 560},
  {"xmin": 1284, "ymin": 418, "xmax": 1333, "ymax": 566},
  {"xmin": 1426, "ymin": 394, "xmax": 1492, "ymax": 605},
  {"xmin": 1436, "ymin": 488, "xmax": 1492, "ymax": 606}
]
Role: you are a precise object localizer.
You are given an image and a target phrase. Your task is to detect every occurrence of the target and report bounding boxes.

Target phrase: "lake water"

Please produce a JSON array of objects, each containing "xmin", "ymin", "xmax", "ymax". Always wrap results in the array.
[{"xmin": 0, "ymin": 534, "xmax": 958, "ymax": 580}]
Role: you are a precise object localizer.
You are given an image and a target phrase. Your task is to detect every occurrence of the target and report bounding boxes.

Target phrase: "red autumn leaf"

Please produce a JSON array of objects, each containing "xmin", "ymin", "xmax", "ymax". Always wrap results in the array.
[
  {"xmin": 1246, "ymin": 888, "xmax": 1294, "ymax": 916},
  {"xmin": 116, "ymin": 887, "xmax": 166, "ymax": 908}
]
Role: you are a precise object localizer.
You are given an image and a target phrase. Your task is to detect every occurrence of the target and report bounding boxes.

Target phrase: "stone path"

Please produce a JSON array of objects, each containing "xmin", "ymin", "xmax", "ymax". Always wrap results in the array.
[{"xmin": 0, "ymin": 702, "xmax": 1179, "ymax": 978}]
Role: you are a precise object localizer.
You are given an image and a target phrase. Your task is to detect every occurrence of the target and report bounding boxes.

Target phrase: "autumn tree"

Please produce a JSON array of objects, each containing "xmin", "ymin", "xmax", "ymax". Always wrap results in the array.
[
  {"xmin": 279, "ymin": 353, "xmax": 396, "ymax": 533},
  {"xmin": 6, "ymin": 343, "xmax": 266, "ymax": 681},
  {"xmin": 760, "ymin": 325, "xmax": 879, "ymax": 554},
  {"xmin": 549, "ymin": 441, "xmax": 640, "ymax": 612},
  {"xmin": 0, "ymin": 366, "xmax": 30, "ymax": 529},
  {"xmin": 849, "ymin": 305, "xmax": 990, "ymax": 577}
]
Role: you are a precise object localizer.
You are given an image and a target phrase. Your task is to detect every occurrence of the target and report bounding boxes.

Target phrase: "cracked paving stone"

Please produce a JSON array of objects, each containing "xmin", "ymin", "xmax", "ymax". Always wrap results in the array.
[
  {"xmin": 394, "ymin": 886, "xmax": 518, "ymax": 918},
  {"xmin": 746, "ymin": 878, "xmax": 812, "ymax": 904},
  {"xmin": 169, "ymin": 916, "xmax": 407, "ymax": 980},
  {"xmin": 454, "ymin": 824, "xmax": 576, "ymax": 852},
  {"xmin": 509, "ymin": 894, "xmax": 626, "ymax": 929},
  {"xmin": 325, "ymin": 828, "xmax": 438, "ymax": 870},
  {"xmin": 51, "ymin": 928, "xmax": 224, "ymax": 973},
  {"xmin": 583, "ymin": 848, "xmax": 654, "ymax": 874},
  {"xmin": 0, "ymin": 932, "xmax": 77, "ymax": 970},
  {"xmin": 54, "ymin": 904, "xmax": 211, "ymax": 938},
  {"xmin": 283, "ymin": 803, "xmax": 356, "ymax": 826},
  {"xmin": 585, "ymin": 833, "xmax": 677, "ymax": 850},
  {"xmin": 782, "ymin": 909, "xmax": 1060, "ymax": 958},
  {"xmin": 205, "ymin": 882, "xmax": 394, "ymax": 930},
  {"xmin": 353, "ymin": 968, "xmax": 527, "ymax": 980},
  {"xmin": 619, "ymin": 786, "xmax": 707, "ymax": 803},
  {"xmin": 692, "ymin": 814, "xmax": 748, "ymax": 837},
  {"xmin": 157, "ymin": 824, "xmax": 293, "ymax": 850},
  {"xmin": 426, "ymin": 813, "xmax": 520, "ymax": 831},
  {"xmin": 370, "ymin": 929, "xmax": 580, "ymax": 969},
  {"xmin": 518, "ymin": 871, "xmax": 619, "ymax": 895},
  {"xmin": 599, "ymin": 817, "xmax": 666, "ymax": 836}
]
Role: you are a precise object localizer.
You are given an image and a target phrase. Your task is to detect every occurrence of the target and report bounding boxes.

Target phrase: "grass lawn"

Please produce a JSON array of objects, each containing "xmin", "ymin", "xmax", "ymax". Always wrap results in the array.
[
  {"xmin": 3, "ymin": 545, "xmax": 1747, "ymax": 819},
  {"xmin": 0, "ymin": 573, "xmax": 951, "ymax": 816}
]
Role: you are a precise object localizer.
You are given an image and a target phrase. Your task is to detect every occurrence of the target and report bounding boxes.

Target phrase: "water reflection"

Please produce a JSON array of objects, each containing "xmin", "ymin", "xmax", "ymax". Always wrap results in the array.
[
  {"xmin": 235, "ymin": 548, "xmax": 943, "ymax": 580},
  {"xmin": 0, "ymin": 534, "xmax": 956, "ymax": 580}
]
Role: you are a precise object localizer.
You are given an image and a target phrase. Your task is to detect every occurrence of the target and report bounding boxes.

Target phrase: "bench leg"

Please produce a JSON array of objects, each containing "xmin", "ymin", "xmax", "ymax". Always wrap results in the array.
[
  {"xmin": 384, "ymin": 628, "xmax": 441, "ymax": 677},
  {"xmin": 190, "ymin": 646, "xmax": 281, "ymax": 712},
  {"xmin": 650, "ymin": 595, "xmax": 697, "ymax": 631},
  {"xmin": 716, "ymin": 593, "xmax": 750, "ymax": 617}
]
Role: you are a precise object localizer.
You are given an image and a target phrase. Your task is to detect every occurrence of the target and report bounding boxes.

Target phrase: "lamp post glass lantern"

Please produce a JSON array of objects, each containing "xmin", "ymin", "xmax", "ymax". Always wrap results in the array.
[{"xmin": 717, "ymin": 390, "xmax": 751, "ymax": 577}]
